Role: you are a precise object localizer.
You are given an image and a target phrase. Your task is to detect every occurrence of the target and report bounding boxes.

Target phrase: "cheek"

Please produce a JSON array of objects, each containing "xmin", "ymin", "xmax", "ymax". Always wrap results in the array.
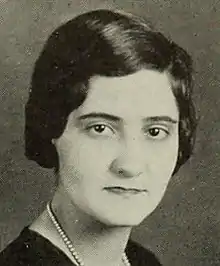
[
  {"xmin": 149, "ymin": 141, "xmax": 178, "ymax": 169},
  {"xmin": 146, "ymin": 139, "xmax": 179, "ymax": 187},
  {"xmin": 57, "ymin": 134, "xmax": 118, "ymax": 184},
  {"xmin": 145, "ymin": 149, "xmax": 177, "ymax": 208},
  {"xmin": 75, "ymin": 138, "xmax": 118, "ymax": 172}
]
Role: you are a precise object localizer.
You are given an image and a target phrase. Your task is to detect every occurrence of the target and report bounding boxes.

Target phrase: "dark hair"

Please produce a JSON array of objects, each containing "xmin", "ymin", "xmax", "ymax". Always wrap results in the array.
[{"xmin": 25, "ymin": 9, "xmax": 197, "ymax": 174}]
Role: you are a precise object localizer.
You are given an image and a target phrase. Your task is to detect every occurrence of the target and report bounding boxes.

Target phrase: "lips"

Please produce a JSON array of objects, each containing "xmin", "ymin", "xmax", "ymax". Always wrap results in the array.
[{"xmin": 104, "ymin": 186, "xmax": 147, "ymax": 195}]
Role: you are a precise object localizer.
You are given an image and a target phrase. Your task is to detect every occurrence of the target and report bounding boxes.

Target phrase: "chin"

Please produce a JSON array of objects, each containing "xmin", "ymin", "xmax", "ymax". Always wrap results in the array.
[{"xmin": 96, "ymin": 212, "xmax": 149, "ymax": 228}]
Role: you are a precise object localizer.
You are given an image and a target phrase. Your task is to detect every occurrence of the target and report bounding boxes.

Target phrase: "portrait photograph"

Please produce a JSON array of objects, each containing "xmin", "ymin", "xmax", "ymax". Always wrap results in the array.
[{"xmin": 0, "ymin": 1, "xmax": 219, "ymax": 265}]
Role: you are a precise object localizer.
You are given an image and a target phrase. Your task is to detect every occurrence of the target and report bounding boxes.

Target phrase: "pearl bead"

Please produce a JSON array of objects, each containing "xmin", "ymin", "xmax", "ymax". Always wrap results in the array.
[{"xmin": 47, "ymin": 202, "xmax": 131, "ymax": 266}]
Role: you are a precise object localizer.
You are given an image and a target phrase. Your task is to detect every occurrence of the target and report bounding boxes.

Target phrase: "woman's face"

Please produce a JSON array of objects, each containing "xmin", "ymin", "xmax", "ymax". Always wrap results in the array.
[{"xmin": 54, "ymin": 69, "xmax": 179, "ymax": 227}]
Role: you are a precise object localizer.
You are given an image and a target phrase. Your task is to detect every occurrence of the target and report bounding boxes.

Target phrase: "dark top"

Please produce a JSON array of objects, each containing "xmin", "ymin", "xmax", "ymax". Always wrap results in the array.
[{"xmin": 0, "ymin": 227, "xmax": 162, "ymax": 265}]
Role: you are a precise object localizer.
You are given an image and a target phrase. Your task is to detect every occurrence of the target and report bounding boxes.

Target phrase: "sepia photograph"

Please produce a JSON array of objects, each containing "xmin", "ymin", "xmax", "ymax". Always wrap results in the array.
[{"xmin": 0, "ymin": 1, "xmax": 219, "ymax": 265}]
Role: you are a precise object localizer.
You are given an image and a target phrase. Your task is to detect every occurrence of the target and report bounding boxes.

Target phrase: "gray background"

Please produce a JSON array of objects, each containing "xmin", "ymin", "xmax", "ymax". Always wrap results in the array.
[{"xmin": 0, "ymin": 0, "xmax": 219, "ymax": 265}]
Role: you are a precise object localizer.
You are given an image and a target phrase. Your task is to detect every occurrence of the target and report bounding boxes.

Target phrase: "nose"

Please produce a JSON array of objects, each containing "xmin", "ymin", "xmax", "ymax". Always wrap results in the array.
[{"xmin": 109, "ymin": 138, "xmax": 145, "ymax": 178}]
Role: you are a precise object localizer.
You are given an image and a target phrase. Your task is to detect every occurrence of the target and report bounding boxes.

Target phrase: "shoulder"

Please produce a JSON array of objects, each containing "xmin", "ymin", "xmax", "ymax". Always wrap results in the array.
[
  {"xmin": 0, "ymin": 227, "xmax": 71, "ymax": 266},
  {"xmin": 126, "ymin": 239, "xmax": 162, "ymax": 266},
  {"xmin": 0, "ymin": 228, "xmax": 34, "ymax": 265}
]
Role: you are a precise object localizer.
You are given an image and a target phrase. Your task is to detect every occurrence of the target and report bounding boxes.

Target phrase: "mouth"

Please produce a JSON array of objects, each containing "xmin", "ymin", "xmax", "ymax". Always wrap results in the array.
[{"xmin": 104, "ymin": 186, "xmax": 147, "ymax": 195}]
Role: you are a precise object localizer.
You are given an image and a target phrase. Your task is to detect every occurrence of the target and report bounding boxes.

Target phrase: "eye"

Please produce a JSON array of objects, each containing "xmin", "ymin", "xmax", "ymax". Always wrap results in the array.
[
  {"xmin": 145, "ymin": 127, "xmax": 169, "ymax": 140},
  {"xmin": 86, "ymin": 124, "xmax": 115, "ymax": 137}
]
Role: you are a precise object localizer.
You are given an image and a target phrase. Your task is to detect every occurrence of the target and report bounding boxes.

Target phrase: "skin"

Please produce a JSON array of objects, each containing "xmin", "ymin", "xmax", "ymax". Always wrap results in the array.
[
  {"xmin": 55, "ymin": 68, "xmax": 179, "ymax": 226},
  {"xmin": 30, "ymin": 69, "xmax": 179, "ymax": 266}
]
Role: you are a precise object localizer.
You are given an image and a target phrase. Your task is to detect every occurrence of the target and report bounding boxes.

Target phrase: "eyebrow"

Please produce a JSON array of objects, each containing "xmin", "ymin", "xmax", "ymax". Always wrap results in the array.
[
  {"xmin": 77, "ymin": 112, "xmax": 178, "ymax": 124},
  {"xmin": 143, "ymin": 116, "xmax": 178, "ymax": 124},
  {"xmin": 77, "ymin": 112, "xmax": 121, "ymax": 122}
]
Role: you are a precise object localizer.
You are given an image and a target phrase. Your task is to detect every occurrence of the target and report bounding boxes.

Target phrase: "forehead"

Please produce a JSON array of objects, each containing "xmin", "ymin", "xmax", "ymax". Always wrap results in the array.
[{"xmin": 77, "ymin": 69, "xmax": 178, "ymax": 120}]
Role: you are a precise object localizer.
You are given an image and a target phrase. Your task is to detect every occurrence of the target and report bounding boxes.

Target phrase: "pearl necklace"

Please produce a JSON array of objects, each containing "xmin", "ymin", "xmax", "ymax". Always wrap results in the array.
[{"xmin": 47, "ymin": 202, "xmax": 131, "ymax": 266}]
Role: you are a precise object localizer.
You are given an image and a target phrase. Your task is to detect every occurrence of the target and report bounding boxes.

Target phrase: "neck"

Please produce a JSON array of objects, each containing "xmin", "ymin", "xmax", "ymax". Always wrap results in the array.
[{"xmin": 50, "ymin": 186, "xmax": 132, "ymax": 266}]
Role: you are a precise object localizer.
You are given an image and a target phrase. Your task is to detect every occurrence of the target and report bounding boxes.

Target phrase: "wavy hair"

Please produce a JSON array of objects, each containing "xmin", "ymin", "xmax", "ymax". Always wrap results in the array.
[{"xmin": 25, "ymin": 9, "xmax": 197, "ymax": 174}]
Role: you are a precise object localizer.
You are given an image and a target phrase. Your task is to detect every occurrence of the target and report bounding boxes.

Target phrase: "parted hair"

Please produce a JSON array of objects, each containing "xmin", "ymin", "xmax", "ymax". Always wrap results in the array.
[{"xmin": 25, "ymin": 9, "xmax": 197, "ymax": 174}]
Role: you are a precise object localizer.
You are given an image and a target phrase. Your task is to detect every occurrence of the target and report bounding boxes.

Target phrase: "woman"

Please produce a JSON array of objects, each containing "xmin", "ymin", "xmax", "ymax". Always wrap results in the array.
[{"xmin": 0, "ymin": 9, "xmax": 197, "ymax": 266}]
